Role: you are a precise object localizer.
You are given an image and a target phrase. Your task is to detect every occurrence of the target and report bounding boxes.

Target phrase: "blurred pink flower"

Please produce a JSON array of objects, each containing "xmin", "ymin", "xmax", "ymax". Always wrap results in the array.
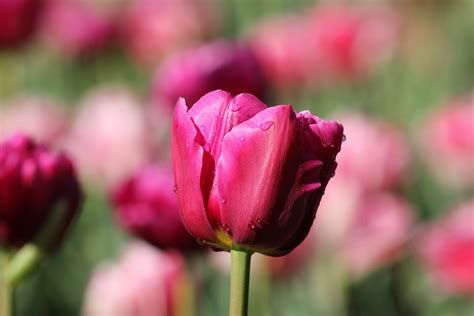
[
  {"xmin": 111, "ymin": 164, "xmax": 200, "ymax": 251},
  {"xmin": 120, "ymin": 0, "xmax": 220, "ymax": 67},
  {"xmin": 39, "ymin": 0, "xmax": 116, "ymax": 57},
  {"xmin": 308, "ymin": 5, "xmax": 400, "ymax": 80},
  {"xmin": 62, "ymin": 85, "xmax": 155, "ymax": 189},
  {"xmin": 0, "ymin": 95, "xmax": 68, "ymax": 145},
  {"xmin": 83, "ymin": 242, "xmax": 189, "ymax": 316},
  {"xmin": 152, "ymin": 41, "xmax": 266, "ymax": 111},
  {"xmin": 334, "ymin": 113, "xmax": 410, "ymax": 191},
  {"xmin": 341, "ymin": 193, "xmax": 413, "ymax": 277},
  {"xmin": 415, "ymin": 199, "xmax": 474, "ymax": 296},
  {"xmin": 0, "ymin": 0, "xmax": 43, "ymax": 48},
  {"xmin": 422, "ymin": 94, "xmax": 474, "ymax": 188},
  {"xmin": 249, "ymin": 15, "xmax": 316, "ymax": 88}
]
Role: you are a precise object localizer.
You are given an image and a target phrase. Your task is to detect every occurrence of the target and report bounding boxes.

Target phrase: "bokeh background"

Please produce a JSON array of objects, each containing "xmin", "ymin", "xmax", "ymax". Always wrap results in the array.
[{"xmin": 0, "ymin": 0, "xmax": 473, "ymax": 315}]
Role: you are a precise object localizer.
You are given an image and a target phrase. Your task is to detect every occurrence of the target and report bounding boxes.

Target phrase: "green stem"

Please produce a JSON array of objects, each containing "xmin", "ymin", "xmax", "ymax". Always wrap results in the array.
[
  {"xmin": 6, "ymin": 244, "xmax": 42, "ymax": 288},
  {"xmin": 1, "ymin": 252, "xmax": 12, "ymax": 316},
  {"xmin": 229, "ymin": 249, "xmax": 252, "ymax": 316}
]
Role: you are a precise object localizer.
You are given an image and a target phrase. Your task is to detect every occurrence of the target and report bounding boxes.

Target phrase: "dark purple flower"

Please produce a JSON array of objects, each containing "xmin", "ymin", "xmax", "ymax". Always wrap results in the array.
[
  {"xmin": 0, "ymin": 134, "xmax": 82, "ymax": 249},
  {"xmin": 111, "ymin": 165, "xmax": 200, "ymax": 251}
]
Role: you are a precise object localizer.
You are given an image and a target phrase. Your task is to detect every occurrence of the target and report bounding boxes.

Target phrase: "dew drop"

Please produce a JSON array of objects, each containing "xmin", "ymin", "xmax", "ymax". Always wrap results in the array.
[
  {"xmin": 239, "ymin": 136, "xmax": 246, "ymax": 142},
  {"xmin": 220, "ymin": 196, "xmax": 226, "ymax": 204},
  {"xmin": 330, "ymin": 171, "xmax": 336, "ymax": 177},
  {"xmin": 256, "ymin": 219, "xmax": 264, "ymax": 229},
  {"xmin": 186, "ymin": 142, "xmax": 190, "ymax": 149},
  {"xmin": 200, "ymin": 125, "xmax": 206, "ymax": 132},
  {"xmin": 221, "ymin": 223, "xmax": 232, "ymax": 234},
  {"xmin": 229, "ymin": 102, "xmax": 241, "ymax": 112},
  {"xmin": 248, "ymin": 221, "xmax": 257, "ymax": 231},
  {"xmin": 259, "ymin": 121, "xmax": 275, "ymax": 131},
  {"xmin": 244, "ymin": 112, "xmax": 250, "ymax": 118},
  {"xmin": 173, "ymin": 185, "xmax": 178, "ymax": 194},
  {"xmin": 196, "ymin": 238, "xmax": 206, "ymax": 246},
  {"xmin": 342, "ymin": 134, "xmax": 347, "ymax": 142}
]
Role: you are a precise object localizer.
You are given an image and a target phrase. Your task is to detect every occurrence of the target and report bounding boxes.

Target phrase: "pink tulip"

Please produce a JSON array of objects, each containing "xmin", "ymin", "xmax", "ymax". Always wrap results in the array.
[
  {"xmin": 172, "ymin": 90, "xmax": 343, "ymax": 256},
  {"xmin": 0, "ymin": 0, "xmax": 43, "ymax": 48},
  {"xmin": 39, "ymin": 0, "xmax": 116, "ymax": 57},
  {"xmin": 334, "ymin": 113, "xmax": 409, "ymax": 191},
  {"xmin": 151, "ymin": 41, "xmax": 267, "ymax": 111},
  {"xmin": 111, "ymin": 164, "xmax": 200, "ymax": 251},
  {"xmin": 0, "ymin": 95, "xmax": 68, "ymax": 145},
  {"xmin": 422, "ymin": 94, "xmax": 474, "ymax": 188},
  {"xmin": 120, "ymin": 0, "xmax": 219, "ymax": 67},
  {"xmin": 341, "ymin": 193, "xmax": 413, "ymax": 277},
  {"xmin": 415, "ymin": 199, "xmax": 474, "ymax": 296},
  {"xmin": 0, "ymin": 134, "xmax": 82, "ymax": 249},
  {"xmin": 62, "ymin": 85, "xmax": 155, "ymax": 189},
  {"xmin": 308, "ymin": 5, "xmax": 400, "ymax": 80},
  {"xmin": 83, "ymin": 242, "xmax": 190, "ymax": 316},
  {"xmin": 249, "ymin": 15, "xmax": 317, "ymax": 88}
]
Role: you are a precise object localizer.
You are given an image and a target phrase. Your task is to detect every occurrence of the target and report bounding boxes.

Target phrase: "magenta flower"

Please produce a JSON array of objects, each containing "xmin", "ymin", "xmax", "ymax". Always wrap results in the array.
[
  {"xmin": 422, "ymin": 94, "xmax": 474, "ymax": 188},
  {"xmin": 39, "ymin": 0, "xmax": 116, "ymax": 57},
  {"xmin": 172, "ymin": 90, "xmax": 343, "ymax": 256},
  {"xmin": 415, "ymin": 199, "xmax": 474, "ymax": 296},
  {"xmin": 83, "ymin": 242, "xmax": 190, "ymax": 316},
  {"xmin": 111, "ymin": 164, "xmax": 200, "ymax": 251},
  {"xmin": 0, "ymin": 134, "xmax": 82, "ymax": 249},
  {"xmin": 0, "ymin": 0, "xmax": 43, "ymax": 48},
  {"xmin": 120, "ymin": 0, "xmax": 220, "ymax": 67},
  {"xmin": 152, "ymin": 41, "xmax": 267, "ymax": 111}
]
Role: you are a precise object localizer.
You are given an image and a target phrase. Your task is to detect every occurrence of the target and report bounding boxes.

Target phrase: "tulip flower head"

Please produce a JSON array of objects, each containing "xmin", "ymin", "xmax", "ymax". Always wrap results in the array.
[
  {"xmin": 172, "ymin": 90, "xmax": 343, "ymax": 256},
  {"xmin": 415, "ymin": 199, "xmax": 474, "ymax": 296},
  {"xmin": 83, "ymin": 242, "xmax": 190, "ymax": 316},
  {"xmin": 0, "ymin": 134, "xmax": 82, "ymax": 249},
  {"xmin": 422, "ymin": 94, "xmax": 474, "ymax": 188},
  {"xmin": 152, "ymin": 41, "xmax": 266, "ymax": 111},
  {"xmin": 0, "ymin": 0, "xmax": 43, "ymax": 48},
  {"xmin": 111, "ymin": 164, "xmax": 200, "ymax": 251},
  {"xmin": 39, "ymin": 0, "xmax": 116, "ymax": 57}
]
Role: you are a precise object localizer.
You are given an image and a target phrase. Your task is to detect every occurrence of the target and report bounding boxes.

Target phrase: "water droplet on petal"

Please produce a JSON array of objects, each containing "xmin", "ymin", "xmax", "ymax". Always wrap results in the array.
[
  {"xmin": 239, "ymin": 136, "xmax": 245, "ymax": 142},
  {"xmin": 248, "ymin": 221, "xmax": 257, "ymax": 231},
  {"xmin": 244, "ymin": 112, "xmax": 250, "ymax": 118},
  {"xmin": 221, "ymin": 223, "xmax": 232, "ymax": 234},
  {"xmin": 330, "ymin": 171, "xmax": 336, "ymax": 177},
  {"xmin": 196, "ymin": 238, "xmax": 206, "ymax": 246},
  {"xmin": 201, "ymin": 125, "xmax": 206, "ymax": 132},
  {"xmin": 342, "ymin": 134, "xmax": 347, "ymax": 142},
  {"xmin": 173, "ymin": 185, "xmax": 178, "ymax": 194},
  {"xmin": 186, "ymin": 142, "xmax": 190, "ymax": 149},
  {"xmin": 229, "ymin": 102, "xmax": 241, "ymax": 112},
  {"xmin": 259, "ymin": 121, "xmax": 275, "ymax": 131},
  {"xmin": 256, "ymin": 219, "xmax": 264, "ymax": 229},
  {"xmin": 220, "ymin": 196, "xmax": 226, "ymax": 204}
]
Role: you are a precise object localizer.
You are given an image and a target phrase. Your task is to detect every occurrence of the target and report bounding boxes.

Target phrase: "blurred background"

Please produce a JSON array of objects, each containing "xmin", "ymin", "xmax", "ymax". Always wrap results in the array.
[{"xmin": 0, "ymin": 0, "xmax": 473, "ymax": 315}]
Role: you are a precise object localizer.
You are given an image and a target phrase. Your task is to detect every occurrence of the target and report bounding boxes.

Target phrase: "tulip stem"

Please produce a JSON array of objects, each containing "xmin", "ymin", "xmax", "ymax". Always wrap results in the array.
[
  {"xmin": 230, "ymin": 249, "xmax": 252, "ymax": 316},
  {"xmin": 5, "ymin": 244, "xmax": 42, "ymax": 288},
  {"xmin": 1, "ymin": 252, "xmax": 12, "ymax": 316}
]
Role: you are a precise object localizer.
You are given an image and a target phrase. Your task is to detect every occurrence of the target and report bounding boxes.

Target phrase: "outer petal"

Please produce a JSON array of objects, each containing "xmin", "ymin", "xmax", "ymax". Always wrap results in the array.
[
  {"xmin": 216, "ymin": 105, "xmax": 299, "ymax": 246},
  {"xmin": 171, "ymin": 98, "xmax": 216, "ymax": 243}
]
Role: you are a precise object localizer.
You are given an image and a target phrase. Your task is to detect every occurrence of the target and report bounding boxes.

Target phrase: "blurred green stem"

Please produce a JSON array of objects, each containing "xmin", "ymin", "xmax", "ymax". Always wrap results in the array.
[
  {"xmin": 230, "ymin": 249, "xmax": 251, "ymax": 316},
  {"xmin": 6, "ymin": 244, "xmax": 42, "ymax": 288},
  {"xmin": 1, "ymin": 252, "xmax": 12, "ymax": 316}
]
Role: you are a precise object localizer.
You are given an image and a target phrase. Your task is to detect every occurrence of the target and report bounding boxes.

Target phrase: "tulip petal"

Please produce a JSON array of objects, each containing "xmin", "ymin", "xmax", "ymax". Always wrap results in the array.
[
  {"xmin": 216, "ymin": 105, "xmax": 299, "ymax": 245},
  {"xmin": 172, "ymin": 98, "xmax": 216, "ymax": 243},
  {"xmin": 188, "ymin": 91, "xmax": 268, "ymax": 159}
]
